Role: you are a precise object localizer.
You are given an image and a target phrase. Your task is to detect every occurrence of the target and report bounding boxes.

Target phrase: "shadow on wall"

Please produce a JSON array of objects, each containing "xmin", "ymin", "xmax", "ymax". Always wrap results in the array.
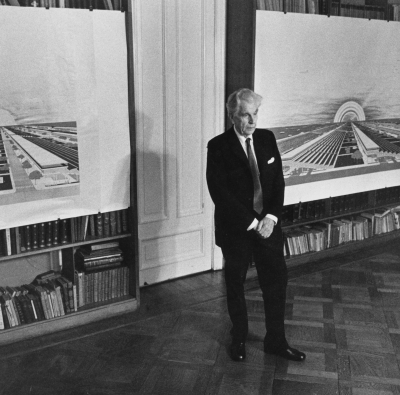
[{"xmin": 136, "ymin": 111, "xmax": 178, "ymax": 287}]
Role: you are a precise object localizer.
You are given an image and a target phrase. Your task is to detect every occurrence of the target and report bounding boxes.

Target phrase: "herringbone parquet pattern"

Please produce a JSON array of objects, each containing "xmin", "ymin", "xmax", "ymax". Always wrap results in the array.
[{"xmin": 1, "ymin": 239, "xmax": 400, "ymax": 394}]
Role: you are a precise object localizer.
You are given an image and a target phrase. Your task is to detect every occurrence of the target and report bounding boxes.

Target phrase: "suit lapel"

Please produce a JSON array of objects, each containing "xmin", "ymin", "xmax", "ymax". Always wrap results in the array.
[{"xmin": 226, "ymin": 127, "xmax": 250, "ymax": 169}]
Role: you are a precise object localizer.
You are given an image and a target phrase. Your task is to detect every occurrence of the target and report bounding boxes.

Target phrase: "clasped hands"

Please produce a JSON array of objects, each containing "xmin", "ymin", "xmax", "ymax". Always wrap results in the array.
[{"xmin": 255, "ymin": 216, "xmax": 274, "ymax": 239}]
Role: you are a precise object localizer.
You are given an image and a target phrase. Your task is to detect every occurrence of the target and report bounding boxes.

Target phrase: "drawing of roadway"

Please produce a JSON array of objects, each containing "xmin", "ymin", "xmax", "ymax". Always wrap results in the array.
[
  {"xmin": 281, "ymin": 124, "xmax": 346, "ymax": 170},
  {"xmin": 10, "ymin": 129, "xmax": 79, "ymax": 170}
]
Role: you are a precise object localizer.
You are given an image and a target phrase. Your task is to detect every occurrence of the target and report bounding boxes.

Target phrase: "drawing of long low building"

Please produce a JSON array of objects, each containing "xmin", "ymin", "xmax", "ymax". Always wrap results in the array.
[
  {"xmin": 353, "ymin": 123, "xmax": 400, "ymax": 160},
  {"xmin": 362, "ymin": 122, "xmax": 400, "ymax": 139},
  {"xmin": 281, "ymin": 125, "xmax": 345, "ymax": 170},
  {"xmin": 351, "ymin": 124, "xmax": 380, "ymax": 164},
  {"xmin": 9, "ymin": 132, "xmax": 69, "ymax": 175}
]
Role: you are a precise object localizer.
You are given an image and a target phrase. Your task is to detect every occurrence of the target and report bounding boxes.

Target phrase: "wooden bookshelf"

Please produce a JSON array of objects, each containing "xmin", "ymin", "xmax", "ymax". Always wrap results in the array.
[
  {"xmin": 0, "ymin": 295, "xmax": 137, "ymax": 346},
  {"xmin": 0, "ymin": 0, "xmax": 127, "ymax": 11},
  {"xmin": 278, "ymin": 187, "xmax": 400, "ymax": 261},
  {"xmin": 0, "ymin": 209, "xmax": 139, "ymax": 344},
  {"xmin": 284, "ymin": 227, "xmax": 400, "ymax": 268},
  {"xmin": 255, "ymin": 0, "xmax": 397, "ymax": 20}
]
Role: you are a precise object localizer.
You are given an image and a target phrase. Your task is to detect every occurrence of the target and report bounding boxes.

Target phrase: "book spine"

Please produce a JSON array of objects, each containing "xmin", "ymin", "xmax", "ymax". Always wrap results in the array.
[
  {"xmin": 82, "ymin": 216, "xmax": 89, "ymax": 241},
  {"xmin": 72, "ymin": 284, "xmax": 77, "ymax": 312},
  {"xmin": 38, "ymin": 222, "xmax": 46, "ymax": 248},
  {"xmin": 29, "ymin": 293, "xmax": 44, "ymax": 321},
  {"xmin": 83, "ymin": 256, "xmax": 123, "ymax": 268},
  {"xmin": 5, "ymin": 228, "xmax": 12, "ymax": 256},
  {"xmin": 46, "ymin": 291, "xmax": 55, "ymax": 319},
  {"xmin": 25, "ymin": 225, "xmax": 32, "ymax": 251},
  {"xmin": 60, "ymin": 219, "xmax": 69, "ymax": 244},
  {"xmin": 121, "ymin": 209, "xmax": 128, "ymax": 232},
  {"xmin": 55, "ymin": 287, "xmax": 65, "ymax": 316},
  {"xmin": 96, "ymin": 213, "xmax": 103, "ymax": 238},
  {"xmin": 29, "ymin": 298, "xmax": 38, "ymax": 321},
  {"xmin": 31, "ymin": 224, "xmax": 38, "ymax": 249},
  {"xmin": 89, "ymin": 215, "xmax": 96, "ymax": 238},
  {"xmin": 53, "ymin": 220, "xmax": 59, "ymax": 245},
  {"xmin": 65, "ymin": 279, "xmax": 74, "ymax": 312},
  {"xmin": 15, "ymin": 227, "xmax": 21, "ymax": 254},
  {"xmin": 0, "ymin": 302, "xmax": 9, "ymax": 329},
  {"xmin": 38, "ymin": 289, "xmax": 50, "ymax": 320},
  {"xmin": 58, "ymin": 281, "xmax": 71, "ymax": 314},
  {"xmin": 13, "ymin": 297, "xmax": 26, "ymax": 325},
  {"xmin": 49, "ymin": 291, "xmax": 59, "ymax": 317},
  {"xmin": 45, "ymin": 222, "xmax": 52, "ymax": 247},
  {"xmin": 103, "ymin": 212, "xmax": 110, "ymax": 237},
  {"xmin": 110, "ymin": 211, "xmax": 117, "ymax": 236},
  {"xmin": 4, "ymin": 300, "xmax": 16, "ymax": 327},
  {"xmin": 116, "ymin": 210, "xmax": 122, "ymax": 234},
  {"xmin": 0, "ymin": 303, "xmax": 4, "ymax": 329},
  {"xmin": 71, "ymin": 217, "xmax": 77, "ymax": 243},
  {"xmin": 85, "ymin": 261, "xmax": 124, "ymax": 272}
]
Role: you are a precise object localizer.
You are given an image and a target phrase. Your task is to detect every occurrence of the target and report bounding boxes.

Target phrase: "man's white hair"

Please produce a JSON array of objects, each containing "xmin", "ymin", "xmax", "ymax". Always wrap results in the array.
[{"xmin": 226, "ymin": 88, "xmax": 263, "ymax": 118}]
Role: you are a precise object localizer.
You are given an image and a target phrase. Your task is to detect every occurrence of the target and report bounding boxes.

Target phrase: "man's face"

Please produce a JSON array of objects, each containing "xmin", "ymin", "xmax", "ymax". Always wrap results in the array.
[{"xmin": 231, "ymin": 100, "xmax": 259, "ymax": 137}]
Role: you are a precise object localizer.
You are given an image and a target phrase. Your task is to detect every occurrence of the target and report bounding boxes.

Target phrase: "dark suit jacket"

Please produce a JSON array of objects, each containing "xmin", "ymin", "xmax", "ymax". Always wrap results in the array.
[{"xmin": 206, "ymin": 127, "xmax": 285, "ymax": 251}]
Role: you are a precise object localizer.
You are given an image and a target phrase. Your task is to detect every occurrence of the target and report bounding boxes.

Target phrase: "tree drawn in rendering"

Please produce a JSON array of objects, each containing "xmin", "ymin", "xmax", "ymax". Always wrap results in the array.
[{"xmin": 29, "ymin": 170, "xmax": 43, "ymax": 185}]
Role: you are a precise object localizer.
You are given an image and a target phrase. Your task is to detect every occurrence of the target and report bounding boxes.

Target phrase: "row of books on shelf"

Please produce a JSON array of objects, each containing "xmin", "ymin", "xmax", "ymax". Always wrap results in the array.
[
  {"xmin": 282, "ymin": 191, "xmax": 371, "ymax": 224},
  {"xmin": 283, "ymin": 187, "xmax": 400, "ymax": 225},
  {"xmin": 0, "ymin": 208, "xmax": 129, "ymax": 257},
  {"xmin": 283, "ymin": 206, "xmax": 400, "ymax": 257},
  {"xmin": 0, "ymin": 0, "xmax": 124, "ymax": 10},
  {"xmin": 329, "ymin": 2, "xmax": 387, "ymax": 19},
  {"xmin": 0, "ymin": 271, "xmax": 77, "ymax": 330},
  {"xmin": 375, "ymin": 185, "xmax": 400, "ymax": 206},
  {"xmin": 257, "ymin": 0, "xmax": 319, "ymax": 13},
  {"xmin": 0, "ymin": 241, "xmax": 130, "ymax": 330},
  {"xmin": 257, "ymin": 0, "xmax": 397, "ymax": 20}
]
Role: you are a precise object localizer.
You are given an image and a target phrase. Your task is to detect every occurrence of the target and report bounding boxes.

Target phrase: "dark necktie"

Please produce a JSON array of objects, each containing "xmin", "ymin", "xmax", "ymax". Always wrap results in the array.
[{"xmin": 246, "ymin": 138, "xmax": 263, "ymax": 214}]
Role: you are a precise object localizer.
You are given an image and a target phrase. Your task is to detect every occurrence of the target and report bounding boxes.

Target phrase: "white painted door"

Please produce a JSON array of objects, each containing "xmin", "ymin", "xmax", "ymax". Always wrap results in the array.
[{"xmin": 129, "ymin": 0, "xmax": 225, "ymax": 285}]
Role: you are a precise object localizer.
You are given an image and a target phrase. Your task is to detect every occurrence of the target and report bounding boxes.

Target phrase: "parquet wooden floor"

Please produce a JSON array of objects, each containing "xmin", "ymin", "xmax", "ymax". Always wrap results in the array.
[{"xmin": 2, "ymin": 239, "xmax": 400, "ymax": 394}]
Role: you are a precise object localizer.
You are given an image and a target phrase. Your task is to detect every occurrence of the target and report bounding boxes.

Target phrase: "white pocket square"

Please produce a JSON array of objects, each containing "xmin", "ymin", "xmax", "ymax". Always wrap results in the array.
[{"xmin": 267, "ymin": 157, "xmax": 275, "ymax": 164}]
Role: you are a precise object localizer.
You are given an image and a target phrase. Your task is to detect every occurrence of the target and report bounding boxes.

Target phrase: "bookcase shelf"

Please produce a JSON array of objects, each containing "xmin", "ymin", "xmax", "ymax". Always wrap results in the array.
[
  {"xmin": 285, "ymin": 227, "xmax": 400, "ymax": 268},
  {"xmin": 0, "ymin": 233, "xmax": 132, "ymax": 263},
  {"xmin": 255, "ymin": 0, "xmax": 399, "ymax": 21},
  {"xmin": 277, "ymin": 187, "xmax": 400, "ymax": 257},
  {"xmin": 0, "ymin": 295, "xmax": 137, "ymax": 346},
  {"xmin": 0, "ymin": 209, "xmax": 139, "ymax": 344}
]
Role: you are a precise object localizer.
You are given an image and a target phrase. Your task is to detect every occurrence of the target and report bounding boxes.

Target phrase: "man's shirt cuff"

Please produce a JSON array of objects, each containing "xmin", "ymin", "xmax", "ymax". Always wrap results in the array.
[
  {"xmin": 247, "ymin": 214, "xmax": 277, "ymax": 231},
  {"xmin": 266, "ymin": 214, "xmax": 277, "ymax": 224},
  {"xmin": 247, "ymin": 218, "xmax": 259, "ymax": 231}
]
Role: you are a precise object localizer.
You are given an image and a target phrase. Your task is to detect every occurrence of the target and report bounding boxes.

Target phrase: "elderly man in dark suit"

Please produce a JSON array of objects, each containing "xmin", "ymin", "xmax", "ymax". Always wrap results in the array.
[{"xmin": 206, "ymin": 88, "xmax": 305, "ymax": 362}]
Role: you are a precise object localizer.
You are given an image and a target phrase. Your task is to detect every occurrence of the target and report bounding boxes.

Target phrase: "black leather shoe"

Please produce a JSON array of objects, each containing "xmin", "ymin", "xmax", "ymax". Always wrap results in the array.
[
  {"xmin": 264, "ymin": 344, "xmax": 306, "ymax": 362},
  {"xmin": 230, "ymin": 342, "xmax": 246, "ymax": 362}
]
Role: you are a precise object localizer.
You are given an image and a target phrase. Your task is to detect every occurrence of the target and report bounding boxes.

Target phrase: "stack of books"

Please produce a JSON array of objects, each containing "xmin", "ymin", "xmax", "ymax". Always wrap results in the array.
[
  {"xmin": 74, "ymin": 242, "xmax": 129, "ymax": 307},
  {"xmin": 0, "ymin": 270, "xmax": 76, "ymax": 330}
]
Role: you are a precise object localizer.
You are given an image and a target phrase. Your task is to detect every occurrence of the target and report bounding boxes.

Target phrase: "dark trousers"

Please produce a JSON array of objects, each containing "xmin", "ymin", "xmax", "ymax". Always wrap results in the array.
[{"xmin": 221, "ymin": 230, "xmax": 288, "ymax": 344}]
